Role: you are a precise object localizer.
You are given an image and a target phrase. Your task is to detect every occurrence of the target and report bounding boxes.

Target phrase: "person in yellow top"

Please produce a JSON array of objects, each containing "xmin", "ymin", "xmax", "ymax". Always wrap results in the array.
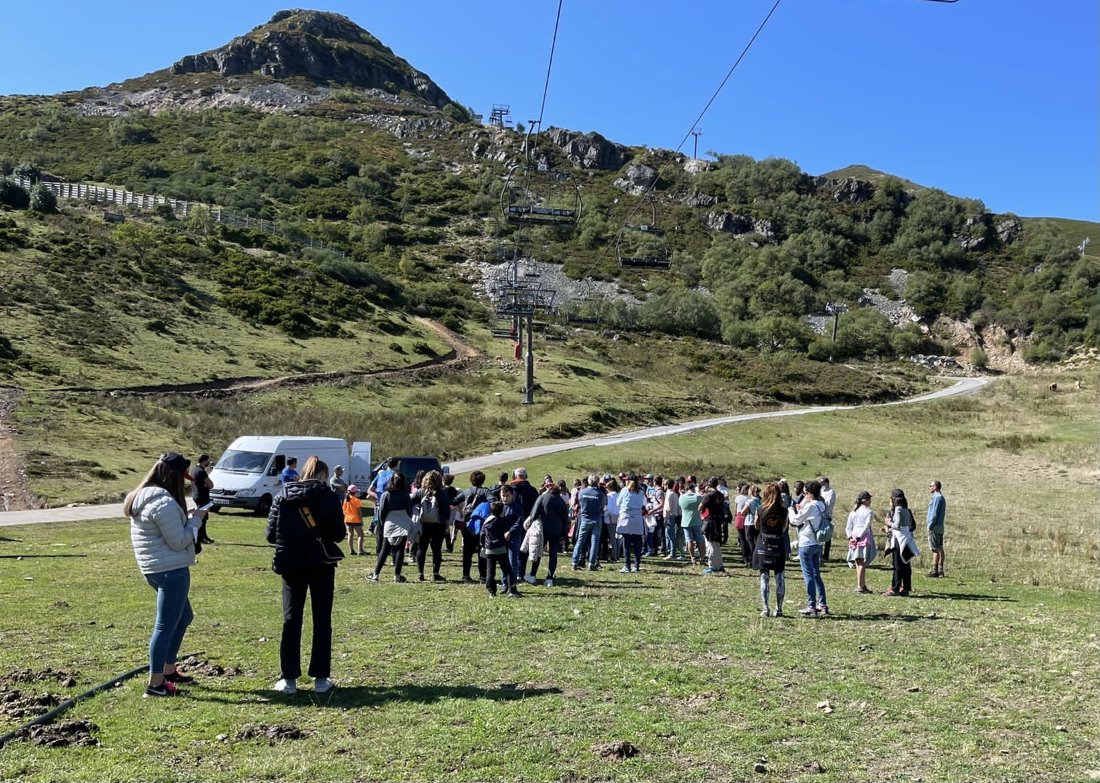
[{"xmin": 343, "ymin": 485, "xmax": 365, "ymax": 556}]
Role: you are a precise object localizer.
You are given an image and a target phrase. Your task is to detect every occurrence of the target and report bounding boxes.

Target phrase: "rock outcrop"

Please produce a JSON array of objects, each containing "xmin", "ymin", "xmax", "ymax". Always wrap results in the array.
[
  {"xmin": 996, "ymin": 217, "xmax": 1022, "ymax": 245},
  {"xmin": 545, "ymin": 128, "xmax": 627, "ymax": 170},
  {"xmin": 955, "ymin": 214, "xmax": 994, "ymax": 251},
  {"xmin": 706, "ymin": 211, "xmax": 775, "ymax": 241},
  {"xmin": 830, "ymin": 177, "xmax": 875, "ymax": 203},
  {"xmin": 613, "ymin": 163, "xmax": 658, "ymax": 195},
  {"xmin": 165, "ymin": 10, "xmax": 455, "ymax": 109}
]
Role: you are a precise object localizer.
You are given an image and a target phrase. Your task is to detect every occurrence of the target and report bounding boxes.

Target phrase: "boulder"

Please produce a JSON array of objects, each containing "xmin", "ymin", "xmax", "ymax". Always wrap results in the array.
[
  {"xmin": 613, "ymin": 163, "xmax": 658, "ymax": 195},
  {"xmin": 545, "ymin": 128, "xmax": 627, "ymax": 170},
  {"xmin": 955, "ymin": 214, "xmax": 993, "ymax": 251},
  {"xmin": 684, "ymin": 191, "xmax": 720, "ymax": 208}
]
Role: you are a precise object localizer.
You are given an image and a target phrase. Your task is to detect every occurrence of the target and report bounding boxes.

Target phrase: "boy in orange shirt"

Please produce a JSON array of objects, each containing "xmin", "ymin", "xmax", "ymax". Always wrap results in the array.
[{"xmin": 343, "ymin": 485, "xmax": 366, "ymax": 555}]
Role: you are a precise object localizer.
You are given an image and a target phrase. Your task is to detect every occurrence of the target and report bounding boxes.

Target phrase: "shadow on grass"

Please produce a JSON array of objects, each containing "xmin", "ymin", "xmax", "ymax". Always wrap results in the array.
[
  {"xmin": 0, "ymin": 553, "xmax": 88, "ymax": 559},
  {"xmin": 0, "ymin": 536, "xmax": 23, "ymax": 543},
  {"xmin": 209, "ymin": 542, "xmax": 274, "ymax": 549},
  {"xmin": 823, "ymin": 613, "xmax": 940, "ymax": 622},
  {"xmin": 909, "ymin": 591, "xmax": 1016, "ymax": 602},
  {"xmin": 195, "ymin": 684, "xmax": 563, "ymax": 708}
]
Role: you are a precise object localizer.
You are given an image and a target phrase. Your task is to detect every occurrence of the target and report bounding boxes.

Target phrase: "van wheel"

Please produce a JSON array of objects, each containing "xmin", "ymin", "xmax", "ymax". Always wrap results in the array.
[
  {"xmin": 209, "ymin": 506, "xmax": 221, "ymax": 514},
  {"xmin": 255, "ymin": 494, "xmax": 272, "ymax": 517}
]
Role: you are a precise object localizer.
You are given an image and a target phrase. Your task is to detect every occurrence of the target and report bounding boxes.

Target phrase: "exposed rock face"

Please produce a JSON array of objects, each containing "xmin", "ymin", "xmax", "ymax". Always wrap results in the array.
[
  {"xmin": 545, "ymin": 128, "xmax": 627, "ymax": 170},
  {"xmin": 706, "ymin": 211, "xmax": 775, "ymax": 240},
  {"xmin": 996, "ymin": 217, "xmax": 1022, "ymax": 245},
  {"xmin": 167, "ymin": 10, "xmax": 454, "ymax": 109},
  {"xmin": 613, "ymin": 163, "xmax": 657, "ymax": 195},
  {"xmin": 684, "ymin": 191, "xmax": 720, "ymax": 208},
  {"xmin": 831, "ymin": 177, "xmax": 875, "ymax": 203},
  {"xmin": 955, "ymin": 214, "xmax": 993, "ymax": 251}
]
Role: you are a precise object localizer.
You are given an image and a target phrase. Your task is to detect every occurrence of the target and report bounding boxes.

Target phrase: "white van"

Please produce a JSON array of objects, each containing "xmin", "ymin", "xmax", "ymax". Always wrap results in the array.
[{"xmin": 209, "ymin": 436, "xmax": 371, "ymax": 516}]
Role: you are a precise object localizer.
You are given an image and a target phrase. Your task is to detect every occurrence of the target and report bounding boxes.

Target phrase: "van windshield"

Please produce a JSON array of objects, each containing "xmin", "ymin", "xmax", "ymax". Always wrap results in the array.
[{"xmin": 215, "ymin": 450, "xmax": 272, "ymax": 474}]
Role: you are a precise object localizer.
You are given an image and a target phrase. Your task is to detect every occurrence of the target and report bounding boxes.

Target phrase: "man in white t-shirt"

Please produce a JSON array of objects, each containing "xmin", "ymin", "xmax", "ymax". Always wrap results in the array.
[{"xmin": 818, "ymin": 476, "xmax": 837, "ymax": 560}]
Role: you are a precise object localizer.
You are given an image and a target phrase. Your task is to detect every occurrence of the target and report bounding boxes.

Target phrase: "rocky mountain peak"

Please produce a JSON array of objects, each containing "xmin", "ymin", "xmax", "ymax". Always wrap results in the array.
[{"xmin": 149, "ymin": 8, "xmax": 455, "ymax": 109}]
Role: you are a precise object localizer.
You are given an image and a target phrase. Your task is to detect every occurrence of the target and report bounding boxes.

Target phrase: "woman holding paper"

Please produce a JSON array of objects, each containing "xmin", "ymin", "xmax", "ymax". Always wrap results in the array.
[{"xmin": 125, "ymin": 452, "xmax": 201, "ymax": 698}]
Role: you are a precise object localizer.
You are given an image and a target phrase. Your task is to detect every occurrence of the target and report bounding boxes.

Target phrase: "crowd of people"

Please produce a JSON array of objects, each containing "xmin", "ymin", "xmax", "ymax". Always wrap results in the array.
[{"xmin": 124, "ymin": 453, "xmax": 948, "ymax": 697}]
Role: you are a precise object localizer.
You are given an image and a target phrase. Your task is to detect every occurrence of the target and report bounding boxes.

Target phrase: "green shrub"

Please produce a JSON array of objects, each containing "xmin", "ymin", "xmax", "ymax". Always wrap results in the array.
[
  {"xmin": 28, "ymin": 184, "xmax": 57, "ymax": 214},
  {"xmin": 0, "ymin": 177, "xmax": 30, "ymax": 209}
]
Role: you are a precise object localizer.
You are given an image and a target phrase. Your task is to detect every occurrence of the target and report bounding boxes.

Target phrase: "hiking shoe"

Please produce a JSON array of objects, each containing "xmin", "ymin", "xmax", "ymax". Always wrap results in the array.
[
  {"xmin": 927, "ymin": 569, "xmax": 941, "ymax": 578},
  {"xmin": 144, "ymin": 681, "xmax": 181, "ymax": 698},
  {"xmin": 855, "ymin": 586, "xmax": 872, "ymax": 594},
  {"xmin": 571, "ymin": 563, "xmax": 582, "ymax": 571},
  {"xmin": 433, "ymin": 573, "xmax": 447, "ymax": 582},
  {"xmin": 544, "ymin": 578, "xmax": 554, "ymax": 588},
  {"xmin": 366, "ymin": 573, "xmax": 379, "ymax": 582},
  {"xmin": 588, "ymin": 564, "xmax": 600, "ymax": 571},
  {"xmin": 394, "ymin": 574, "xmax": 407, "ymax": 583},
  {"xmin": 817, "ymin": 605, "xmax": 830, "ymax": 616},
  {"xmin": 271, "ymin": 678, "xmax": 297, "ymax": 695},
  {"xmin": 418, "ymin": 573, "xmax": 426, "ymax": 582},
  {"xmin": 313, "ymin": 678, "xmax": 334, "ymax": 694},
  {"xmin": 799, "ymin": 607, "xmax": 818, "ymax": 617},
  {"xmin": 163, "ymin": 670, "xmax": 194, "ymax": 685}
]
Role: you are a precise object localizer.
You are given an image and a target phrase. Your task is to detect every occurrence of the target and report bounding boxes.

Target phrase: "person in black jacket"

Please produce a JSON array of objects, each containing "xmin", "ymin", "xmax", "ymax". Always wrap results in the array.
[
  {"xmin": 411, "ymin": 470, "xmax": 452, "ymax": 582},
  {"xmin": 525, "ymin": 480, "xmax": 568, "ymax": 587},
  {"xmin": 509, "ymin": 468, "xmax": 540, "ymax": 518},
  {"xmin": 481, "ymin": 501, "xmax": 522, "ymax": 598},
  {"xmin": 265, "ymin": 456, "xmax": 345, "ymax": 695}
]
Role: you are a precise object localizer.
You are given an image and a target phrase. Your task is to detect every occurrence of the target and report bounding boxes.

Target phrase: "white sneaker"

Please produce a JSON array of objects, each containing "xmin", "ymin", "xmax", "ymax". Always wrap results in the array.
[
  {"xmin": 272, "ymin": 678, "xmax": 297, "ymax": 695},
  {"xmin": 544, "ymin": 578, "xmax": 554, "ymax": 588},
  {"xmin": 524, "ymin": 574, "xmax": 537, "ymax": 585},
  {"xmin": 313, "ymin": 677, "xmax": 334, "ymax": 694},
  {"xmin": 620, "ymin": 566, "xmax": 631, "ymax": 573}
]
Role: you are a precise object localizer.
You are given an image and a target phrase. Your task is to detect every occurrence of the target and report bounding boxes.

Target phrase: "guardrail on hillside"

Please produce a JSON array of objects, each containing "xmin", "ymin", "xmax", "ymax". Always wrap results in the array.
[{"xmin": 11, "ymin": 175, "xmax": 345, "ymax": 257}]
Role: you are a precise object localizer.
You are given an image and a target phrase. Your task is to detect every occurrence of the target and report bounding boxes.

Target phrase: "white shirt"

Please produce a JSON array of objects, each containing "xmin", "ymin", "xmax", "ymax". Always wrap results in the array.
[
  {"xmin": 845, "ymin": 505, "xmax": 874, "ymax": 540},
  {"xmin": 788, "ymin": 499, "xmax": 825, "ymax": 549},
  {"xmin": 821, "ymin": 487, "xmax": 837, "ymax": 520}
]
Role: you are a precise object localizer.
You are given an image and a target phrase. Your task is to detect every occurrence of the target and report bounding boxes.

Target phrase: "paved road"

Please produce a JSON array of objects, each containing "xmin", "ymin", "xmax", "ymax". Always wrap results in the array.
[{"xmin": 0, "ymin": 376, "xmax": 988, "ymax": 528}]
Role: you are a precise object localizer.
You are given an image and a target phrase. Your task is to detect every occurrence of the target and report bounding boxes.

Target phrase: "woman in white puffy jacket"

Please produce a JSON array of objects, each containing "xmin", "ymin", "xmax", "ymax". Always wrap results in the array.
[{"xmin": 125, "ymin": 452, "xmax": 200, "ymax": 698}]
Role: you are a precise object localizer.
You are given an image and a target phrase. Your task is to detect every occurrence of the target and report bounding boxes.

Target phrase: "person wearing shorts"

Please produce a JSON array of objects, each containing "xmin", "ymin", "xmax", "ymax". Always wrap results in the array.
[
  {"xmin": 926, "ymin": 480, "xmax": 946, "ymax": 577},
  {"xmin": 343, "ymin": 485, "xmax": 365, "ymax": 556}
]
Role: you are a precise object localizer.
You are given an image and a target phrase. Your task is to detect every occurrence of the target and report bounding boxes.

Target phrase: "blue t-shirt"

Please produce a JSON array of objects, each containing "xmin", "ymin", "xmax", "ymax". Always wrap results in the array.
[
  {"xmin": 372, "ymin": 468, "xmax": 394, "ymax": 497},
  {"xmin": 279, "ymin": 466, "xmax": 299, "ymax": 484}
]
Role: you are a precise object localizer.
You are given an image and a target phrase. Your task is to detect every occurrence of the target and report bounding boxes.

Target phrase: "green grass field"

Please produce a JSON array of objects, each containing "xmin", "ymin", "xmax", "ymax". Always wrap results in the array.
[{"xmin": 0, "ymin": 373, "xmax": 1095, "ymax": 782}]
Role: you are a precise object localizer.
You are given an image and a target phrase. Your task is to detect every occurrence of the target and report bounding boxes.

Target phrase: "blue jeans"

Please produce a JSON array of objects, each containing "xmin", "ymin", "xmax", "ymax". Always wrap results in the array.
[
  {"xmin": 144, "ymin": 567, "xmax": 193, "ymax": 676},
  {"xmin": 572, "ymin": 519, "xmax": 602, "ymax": 567},
  {"xmin": 664, "ymin": 520, "xmax": 682, "ymax": 555},
  {"xmin": 506, "ymin": 537, "xmax": 523, "ymax": 588},
  {"xmin": 799, "ymin": 544, "xmax": 827, "ymax": 608}
]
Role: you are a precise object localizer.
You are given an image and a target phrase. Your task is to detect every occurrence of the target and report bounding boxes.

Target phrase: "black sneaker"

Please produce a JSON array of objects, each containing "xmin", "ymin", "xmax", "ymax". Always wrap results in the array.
[
  {"xmin": 395, "ymin": 574, "xmax": 408, "ymax": 583},
  {"xmin": 144, "ymin": 681, "xmax": 181, "ymax": 698},
  {"xmin": 164, "ymin": 670, "xmax": 194, "ymax": 685},
  {"xmin": 460, "ymin": 576, "xmax": 476, "ymax": 584},
  {"xmin": 418, "ymin": 573, "xmax": 426, "ymax": 582},
  {"xmin": 432, "ymin": 573, "xmax": 446, "ymax": 582},
  {"xmin": 507, "ymin": 590, "xmax": 524, "ymax": 598}
]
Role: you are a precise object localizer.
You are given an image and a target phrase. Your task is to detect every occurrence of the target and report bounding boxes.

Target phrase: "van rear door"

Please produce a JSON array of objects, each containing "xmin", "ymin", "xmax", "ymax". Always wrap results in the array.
[{"xmin": 349, "ymin": 442, "xmax": 373, "ymax": 489}]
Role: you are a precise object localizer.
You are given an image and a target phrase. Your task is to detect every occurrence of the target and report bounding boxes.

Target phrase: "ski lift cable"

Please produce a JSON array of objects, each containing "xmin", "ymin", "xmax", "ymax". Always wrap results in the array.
[{"xmin": 532, "ymin": 0, "xmax": 566, "ymax": 156}]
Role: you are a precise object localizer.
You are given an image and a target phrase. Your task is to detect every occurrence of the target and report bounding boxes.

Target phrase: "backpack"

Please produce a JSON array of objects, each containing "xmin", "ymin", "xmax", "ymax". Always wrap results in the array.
[
  {"xmin": 752, "ymin": 525, "xmax": 786, "ymax": 571},
  {"xmin": 811, "ymin": 501, "xmax": 834, "ymax": 544},
  {"xmin": 419, "ymin": 491, "xmax": 440, "ymax": 524}
]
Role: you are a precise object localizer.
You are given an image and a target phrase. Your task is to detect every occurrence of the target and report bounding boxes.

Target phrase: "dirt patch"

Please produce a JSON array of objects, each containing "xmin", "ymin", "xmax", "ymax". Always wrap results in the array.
[
  {"xmin": 591, "ymin": 740, "xmax": 640, "ymax": 760},
  {"xmin": 179, "ymin": 655, "xmax": 243, "ymax": 678},
  {"xmin": 19, "ymin": 720, "xmax": 98, "ymax": 747},
  {"xmin": 0, "ymin": 388, "xmax": 35, "ymax": 511},
  {"xmin": 1, "ymin": 669, "xmax": 79, "ymax": 688},
  {"xmin": 236, "ymin": 724, "xmax": 310, "ymax": 744},
  {"xmin": 0, "ymin": 690, "xmax": 63, "ymax": 719}
]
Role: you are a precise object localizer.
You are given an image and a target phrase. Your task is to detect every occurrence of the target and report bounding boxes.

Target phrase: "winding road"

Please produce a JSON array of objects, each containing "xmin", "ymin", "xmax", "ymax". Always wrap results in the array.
[{"xmin": 0, "ymin": 376, "xmax": 987, "ymax": 528}]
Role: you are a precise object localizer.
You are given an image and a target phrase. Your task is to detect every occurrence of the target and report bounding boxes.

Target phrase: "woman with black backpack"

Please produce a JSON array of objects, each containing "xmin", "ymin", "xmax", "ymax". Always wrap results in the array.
[
  {"xmin": 265, "ymin": 456, "xmax": 346, "ymax": 695},
  {"xmin": 753, "ymin": 482, "xmax": 789, "ymax": 617},
  {"xmin": 883, "ymin": 488, "xmax": 921, "ymax": 596}
]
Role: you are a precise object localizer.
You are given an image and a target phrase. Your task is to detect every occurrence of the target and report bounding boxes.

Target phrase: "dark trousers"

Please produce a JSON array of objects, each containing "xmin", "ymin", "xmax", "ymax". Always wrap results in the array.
[
  {"xmin": 823, "ymin": 536, "xmax": 833, "ymax": 561},
  {"xmin": 417, "ymin": 522, "xmax": 447, "ymax": 577},
  {"xmin": 737, "ymin": 528, "xmax": 752, "ymax": 565},
  {"xmin": 486, "ymin": 552, "xmax": 514, "ymax": 595},
  {"xmin": 529, "ymin": 537, "xmax": 560, "ymax": 579},
  {"xmin": 197, "ymin": 510, "xmax": 211, "ymax": 542},
  {"xmin": 460, "ymin": 528, "xmax": 486, "ymax": 580},
  {"xmin": 280, "ymin": 565, "xmax": 335, "ymax": 680},
  {"xmin": 891, "ymin": 547, "xmax": 912, "ymax": 594},
  {"xmin": 744, "ymin": 526, "xmax": 759, "ymax": 564},
  {"xmin": 621, "ymin": 533, "xmax": 643, "ymax": 570},
  {"xmin": 375, "ymin": 535, "xmax": 407, "ymax": 576},
  {"xmin": 372, "ymin": 514, "xmax": 383, "ymax": 554}
]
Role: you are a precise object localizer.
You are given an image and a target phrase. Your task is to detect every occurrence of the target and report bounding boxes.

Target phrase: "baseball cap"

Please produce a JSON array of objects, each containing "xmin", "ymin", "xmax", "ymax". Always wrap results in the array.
[
  {"xmin": 347, "ymin": 484, "xmax": 360, "ymax": 495},
  {"xmin": 856, "ymin": 490, "xmax": 872, "ymax": 502}
]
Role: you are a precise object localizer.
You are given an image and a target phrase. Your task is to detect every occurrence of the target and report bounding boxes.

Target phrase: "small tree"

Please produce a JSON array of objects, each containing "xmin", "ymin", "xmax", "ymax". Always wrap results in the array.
[
  {"xmin": 28, "ymin": 184, "xmax": 56, "ymax": 213},
  {"xmin": 968, "ymin": 346, "xmax": 989, "ymax": 369},
  {"xmin": 12, "ymin": 161, "xmax": 40, "ymax": 184},
  {"xmin": 905, "ymin": 270, "xmax": 947, "ymax": 320},
  {"xmin": 0, "ymin": 177, "xmax": 30, "ymax": 209}
]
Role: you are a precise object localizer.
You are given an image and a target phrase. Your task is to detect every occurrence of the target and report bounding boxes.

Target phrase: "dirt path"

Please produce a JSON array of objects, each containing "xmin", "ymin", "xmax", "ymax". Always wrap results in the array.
[
  {"xmin": 0, "ymin": 388, "xmax": 34, "ymax": 512},
  {"xmin": 52, "ymin": 317, "xmax": 480, "ymax": 398}
]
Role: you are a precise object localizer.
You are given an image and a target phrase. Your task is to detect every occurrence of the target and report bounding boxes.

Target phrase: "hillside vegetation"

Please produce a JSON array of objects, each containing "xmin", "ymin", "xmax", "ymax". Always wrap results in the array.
[{"xmin": 0, "ymin": 8, "xmax": 1096, "ymax": 376}]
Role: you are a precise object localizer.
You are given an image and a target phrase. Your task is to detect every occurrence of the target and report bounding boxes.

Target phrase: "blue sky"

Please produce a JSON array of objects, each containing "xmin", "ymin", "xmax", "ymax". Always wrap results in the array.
[{"xmin": 1, "ymin": 0, "xmax": 1096, "ymax": 221}]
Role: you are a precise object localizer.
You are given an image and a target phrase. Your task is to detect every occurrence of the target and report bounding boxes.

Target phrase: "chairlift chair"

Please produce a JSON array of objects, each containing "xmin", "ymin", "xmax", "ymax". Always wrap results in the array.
[{"xmin": 615, "ymin": 199, "xmax": 671, "ymax": 269}]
